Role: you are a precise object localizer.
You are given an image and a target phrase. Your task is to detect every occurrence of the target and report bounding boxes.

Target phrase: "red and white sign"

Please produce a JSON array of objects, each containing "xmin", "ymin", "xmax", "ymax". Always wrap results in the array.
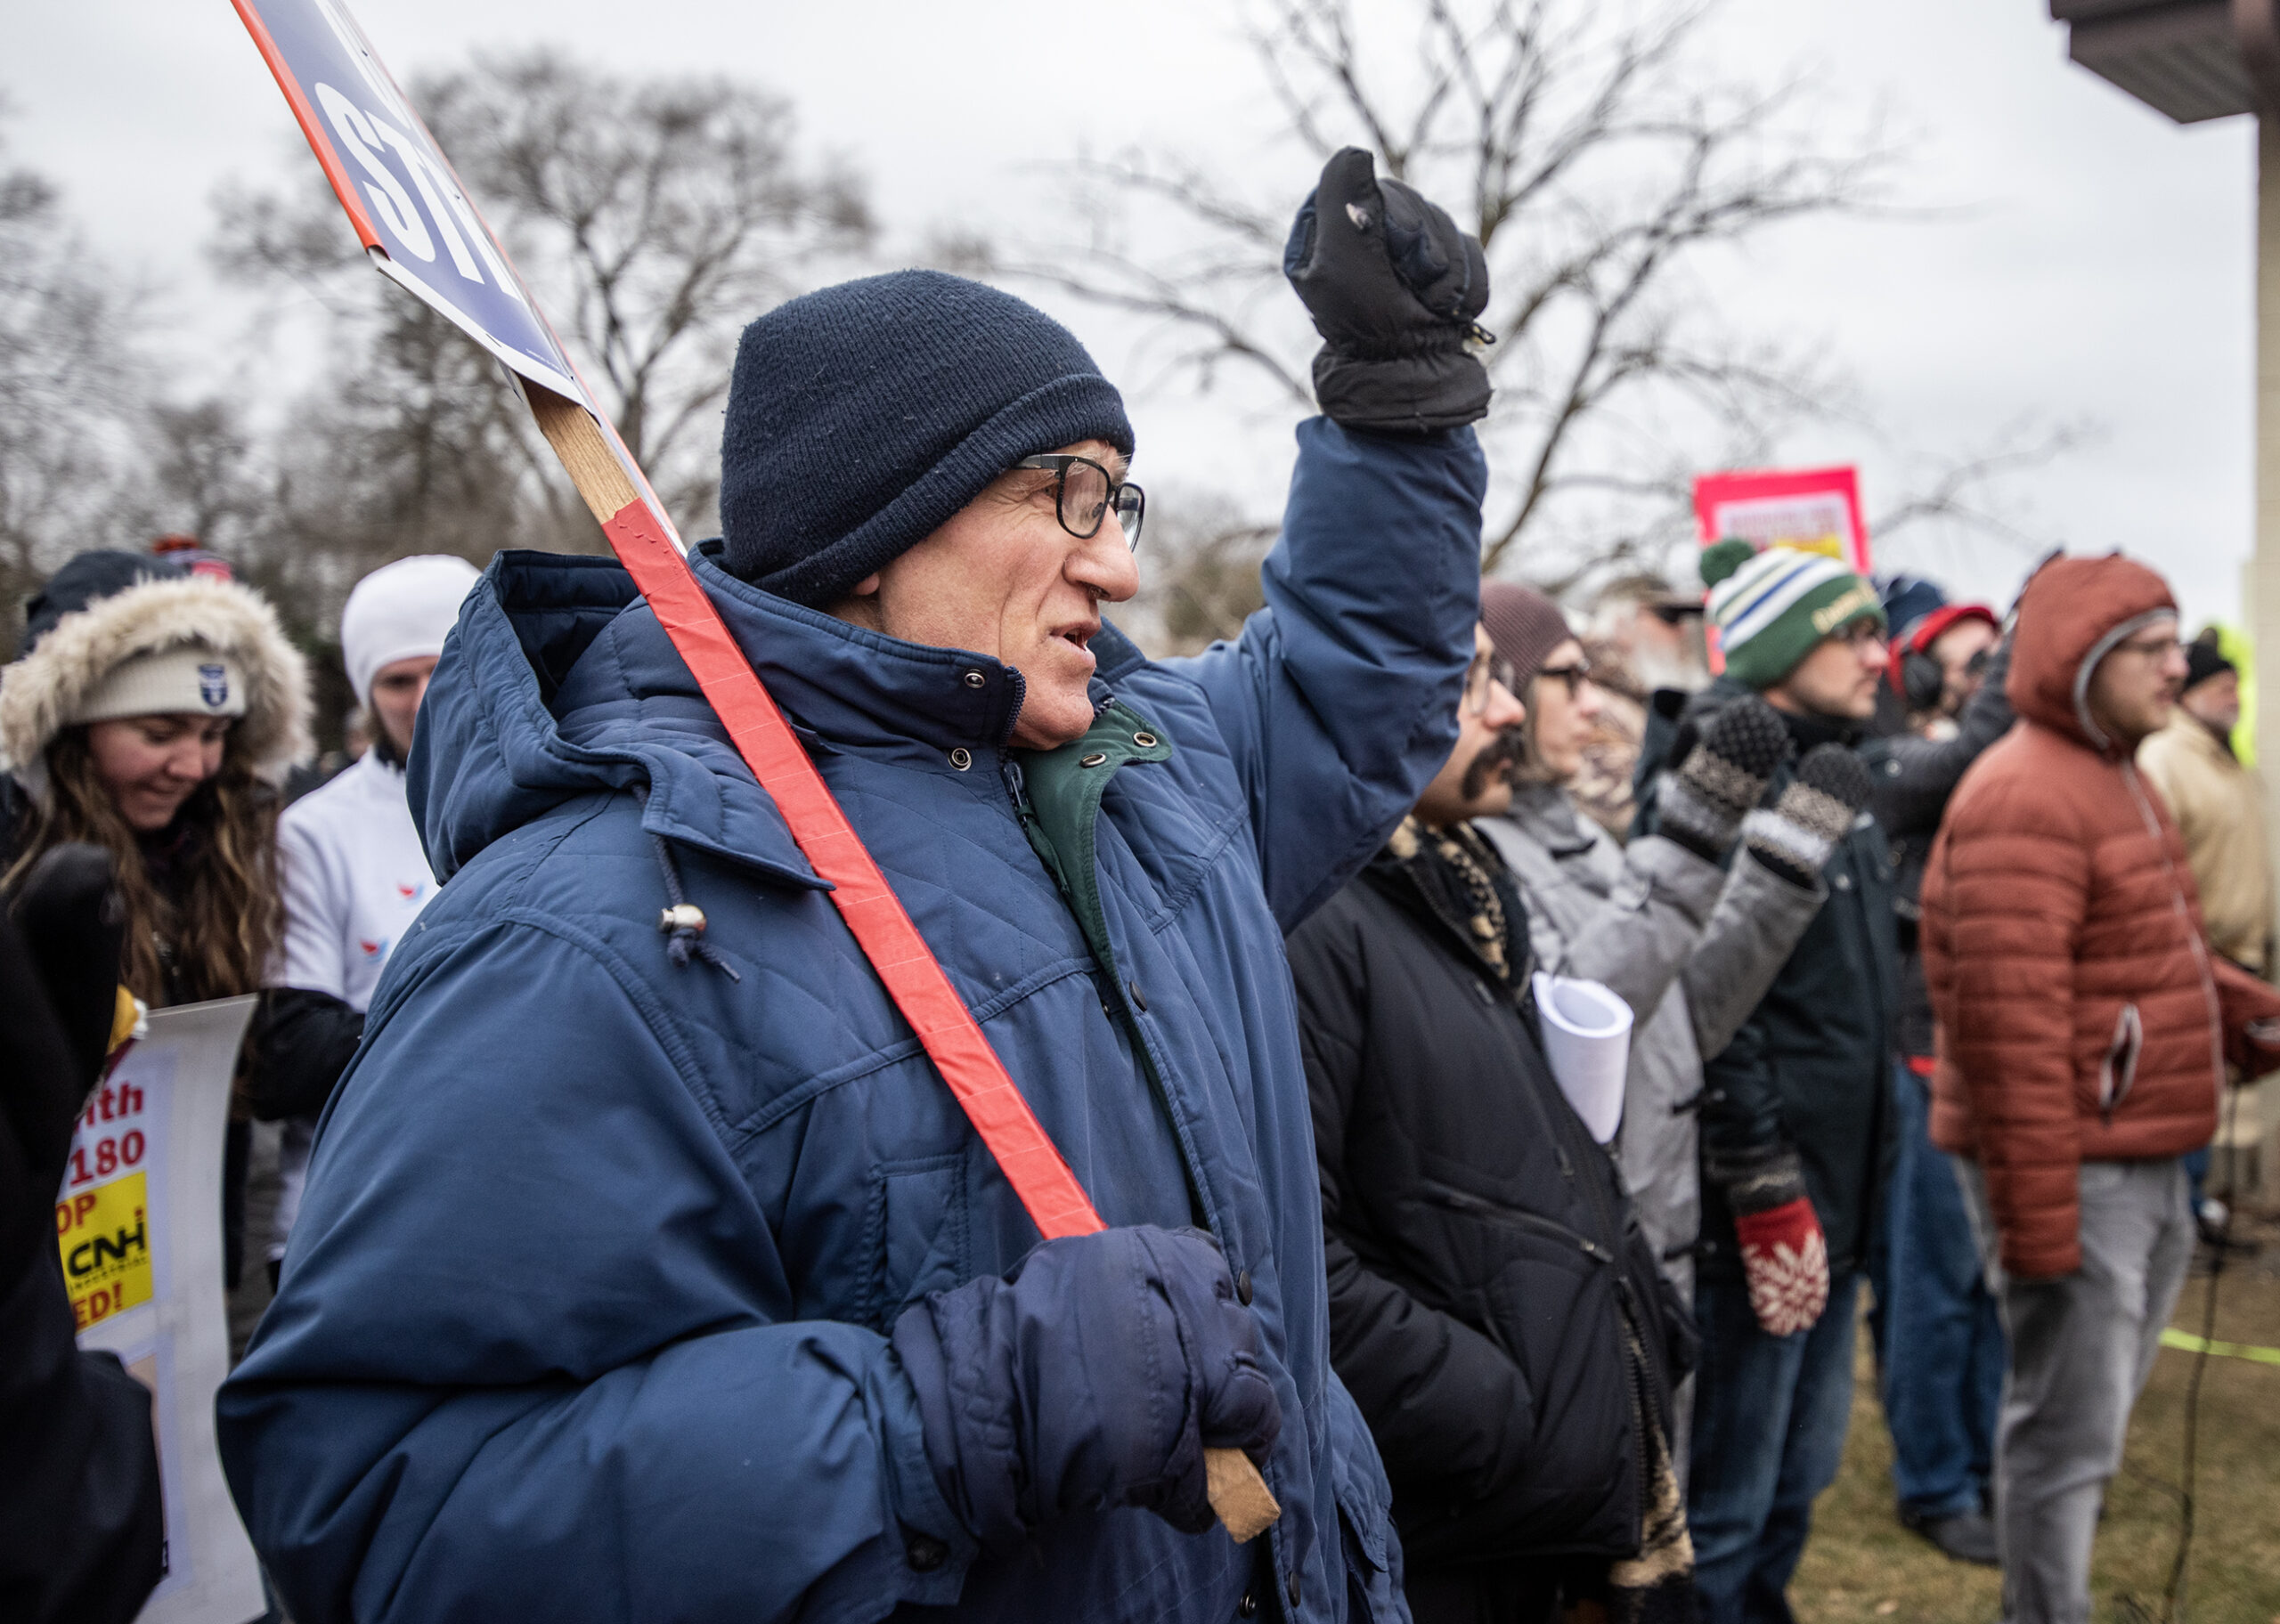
[{"xmin": 1692, "ymin": 466, "xmax": 1872, "ymax": 576}]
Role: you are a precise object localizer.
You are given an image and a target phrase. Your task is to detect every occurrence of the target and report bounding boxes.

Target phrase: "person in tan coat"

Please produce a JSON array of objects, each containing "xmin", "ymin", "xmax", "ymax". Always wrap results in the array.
[
  {"xmin": 1921, "ymin": 555, "xmax": 2280, "ymax": 1624},
  {"xmin": 2137, "ymin": 637, "xmax": 2274, "ymax": 976}
]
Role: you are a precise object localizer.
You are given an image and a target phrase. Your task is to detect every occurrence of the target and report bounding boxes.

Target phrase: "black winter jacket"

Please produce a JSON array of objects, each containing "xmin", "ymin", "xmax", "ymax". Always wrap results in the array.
[
  {"xmin": 1860, "ymin": 640, "xmax": 2015, "ymax": 1060},
  {"xmin": 1634, "ymin": 681, "xmax": 1900, "ymax": 1281},
  {"xmin": 1288, "ymin": 851, "xmax": 1691, "ymax": 1569},
  {"xmin": 0, "ymin": 874, "xmax": 164, "ymax": 1624}
]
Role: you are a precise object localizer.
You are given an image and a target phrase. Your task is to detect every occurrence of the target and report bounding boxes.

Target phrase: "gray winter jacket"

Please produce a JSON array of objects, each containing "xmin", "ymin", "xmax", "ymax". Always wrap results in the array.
[{"xmin": 1477, "ymin": 784, "xmax": 1824, "ymax": 1301}]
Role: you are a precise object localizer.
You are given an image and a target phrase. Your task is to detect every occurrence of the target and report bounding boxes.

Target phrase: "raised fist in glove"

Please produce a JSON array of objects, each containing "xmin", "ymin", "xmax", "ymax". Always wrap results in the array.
[
  {"xmin": 1744, "ymin": 742, "xmax": 1873, "ymax": 890},
  {"xmin": 1283, "ymin": 147, "xmax": 1492, "ymax": 432},
  {"xmin": 1657, "ymin": 694, "xmax": 1790, "ymax": 863},
  {"xmin": 892, "ymin": 1224, "xmax": 1282, "ymax": 1551},
  {"xmin": 1708, "ymin": 1146, "xmax": 1829, "ymax": 1336}
]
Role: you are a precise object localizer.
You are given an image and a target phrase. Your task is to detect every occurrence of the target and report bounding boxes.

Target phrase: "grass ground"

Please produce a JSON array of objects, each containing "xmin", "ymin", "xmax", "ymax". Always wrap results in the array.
[{"xmin": 1790, "ymin": 1222, "xmax": 2280, "ymax": 1624}]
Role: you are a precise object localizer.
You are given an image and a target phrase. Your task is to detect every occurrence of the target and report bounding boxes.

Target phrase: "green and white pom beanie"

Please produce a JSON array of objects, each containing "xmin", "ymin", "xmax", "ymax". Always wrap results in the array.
[{"xmin": 1699, "ymin": 540, "xmax": 1885, "ymax": 691}]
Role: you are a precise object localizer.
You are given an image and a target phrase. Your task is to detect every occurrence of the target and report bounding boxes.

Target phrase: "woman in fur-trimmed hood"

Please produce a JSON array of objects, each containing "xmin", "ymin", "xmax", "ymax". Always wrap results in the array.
[{"xmin": 2, "ymin": 550, "xmax": 310, "ymax": 1006}]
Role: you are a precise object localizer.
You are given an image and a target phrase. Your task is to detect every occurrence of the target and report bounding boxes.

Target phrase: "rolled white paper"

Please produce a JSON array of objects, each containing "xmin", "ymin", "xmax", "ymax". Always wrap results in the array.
[{"xmin": 1530, "ymin": 972, "xmax": 1633, "ymax": 1145}]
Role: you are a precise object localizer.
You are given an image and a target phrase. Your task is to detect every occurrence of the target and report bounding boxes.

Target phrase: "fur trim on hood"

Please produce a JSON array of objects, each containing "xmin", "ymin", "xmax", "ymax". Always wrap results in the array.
[{"xmin": 1, "ymin": 572, "xmax": 313, "ymax": 800}]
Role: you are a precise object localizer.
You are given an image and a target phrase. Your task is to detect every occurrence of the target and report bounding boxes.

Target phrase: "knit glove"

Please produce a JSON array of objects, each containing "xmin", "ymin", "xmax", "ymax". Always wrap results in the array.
[
  {"xmin": 1654, "ymin": 694, "xmax": 1790, "ymax": 863},
  {"xmin": 1283, "ymin": 148, "xmax": 1492, "ymax": 432},
  {"xmin": 1742, "ymin": 743, "xmax": 1873, "ymax": 889},
  {"xmin": 1707, "ymin": 1146, "xmax": 1829, "ymax": 1336},
  {"xmin": 892, "ymin": 1225, "xmax": 1282, "ymax": 1551}
]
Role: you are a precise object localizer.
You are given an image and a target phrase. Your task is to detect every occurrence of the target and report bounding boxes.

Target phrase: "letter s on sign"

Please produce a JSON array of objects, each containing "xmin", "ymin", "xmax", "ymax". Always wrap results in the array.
[{"xmin": 314, "ymin": 82, "xmax": 436, "ymax": 263}]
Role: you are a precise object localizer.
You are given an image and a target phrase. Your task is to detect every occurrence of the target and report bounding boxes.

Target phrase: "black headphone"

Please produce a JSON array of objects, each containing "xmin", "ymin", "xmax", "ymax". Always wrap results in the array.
[{"xmin": 1899, "ymin": 646, "xmax": 1944, "ymax": 713}]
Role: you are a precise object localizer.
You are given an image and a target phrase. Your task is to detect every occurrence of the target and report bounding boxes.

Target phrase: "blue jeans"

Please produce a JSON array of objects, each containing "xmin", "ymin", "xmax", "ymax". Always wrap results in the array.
[
  {"xmin": 2184, "ymin": 1143, "xmax": 2211, "ymax": 1213},
  {"xmin": 1690, "ymin": 1270, "xmax": 1861, "ymax": 1624},
  {"xmin": 1878, "ymin": 1064, "xmax": 2004, "ymax": 1518}
]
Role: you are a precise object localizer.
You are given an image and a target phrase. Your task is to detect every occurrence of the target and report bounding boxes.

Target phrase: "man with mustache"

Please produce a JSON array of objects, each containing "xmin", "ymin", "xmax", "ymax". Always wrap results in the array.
[{"xmin": 1289, "ymin": 621, "xmax": 1747, "ymax": 1621}]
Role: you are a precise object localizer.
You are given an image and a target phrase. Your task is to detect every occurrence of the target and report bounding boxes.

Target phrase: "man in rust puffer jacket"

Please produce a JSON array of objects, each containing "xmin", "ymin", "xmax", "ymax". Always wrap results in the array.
[{"xmin": 1922, "ymin": 554, "xmax": 2280, "ymax": 1624}]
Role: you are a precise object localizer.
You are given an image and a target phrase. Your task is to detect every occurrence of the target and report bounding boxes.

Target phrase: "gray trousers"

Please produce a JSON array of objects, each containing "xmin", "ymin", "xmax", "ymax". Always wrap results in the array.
[{"xmin": 1957, "ymin": 1157, "xmax": 2192, "ymax": 1624}]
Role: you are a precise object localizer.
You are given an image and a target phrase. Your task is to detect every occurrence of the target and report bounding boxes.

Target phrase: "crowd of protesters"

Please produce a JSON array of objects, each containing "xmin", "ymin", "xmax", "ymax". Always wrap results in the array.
[{"xmin": 3, "ymin": 147, "xmax": 2276, "ymax": 1624}]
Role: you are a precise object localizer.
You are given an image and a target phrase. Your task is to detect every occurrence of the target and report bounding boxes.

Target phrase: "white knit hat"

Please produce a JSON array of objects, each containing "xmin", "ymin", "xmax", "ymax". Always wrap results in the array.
[{"xmin": 340, "ymin": 555, "xmax": 482, "ymax": 707}]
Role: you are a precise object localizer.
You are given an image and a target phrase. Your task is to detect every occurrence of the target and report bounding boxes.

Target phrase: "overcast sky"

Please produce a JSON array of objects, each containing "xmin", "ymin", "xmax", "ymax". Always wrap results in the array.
[{"xmin": 12, "ymin": 0, "xmax": 2258, "ymax": 627}]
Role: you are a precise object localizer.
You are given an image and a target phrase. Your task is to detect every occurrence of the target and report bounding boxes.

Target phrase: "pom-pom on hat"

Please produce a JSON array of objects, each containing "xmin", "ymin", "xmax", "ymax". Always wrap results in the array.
[
  {"xmin": 717, "ymin": 270, "xmax": 1135, "ymax": 608},
  {"xmin": 1701, "ymin": 540, "xmax": 1885, "ymax": 691}
]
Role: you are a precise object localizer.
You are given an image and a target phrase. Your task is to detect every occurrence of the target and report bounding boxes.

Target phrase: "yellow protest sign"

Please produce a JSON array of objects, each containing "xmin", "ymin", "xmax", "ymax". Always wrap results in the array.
[{"xmin": 56, "ymin": 1170, "xmax": 154, "ymax": 1329}]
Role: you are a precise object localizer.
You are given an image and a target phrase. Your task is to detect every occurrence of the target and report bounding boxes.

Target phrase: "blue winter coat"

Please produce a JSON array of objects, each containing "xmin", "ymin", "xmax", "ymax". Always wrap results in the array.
[{"xmin": 217, "ymin": 418, "xmax": 1486, "ymax": 1624}]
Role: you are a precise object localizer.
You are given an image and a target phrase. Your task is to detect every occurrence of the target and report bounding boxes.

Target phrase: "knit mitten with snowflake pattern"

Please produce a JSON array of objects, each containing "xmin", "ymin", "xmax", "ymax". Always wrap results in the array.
[{"xmin": 1708, "ymin": 1145, "xmax": 1829, "ymax": 1336}]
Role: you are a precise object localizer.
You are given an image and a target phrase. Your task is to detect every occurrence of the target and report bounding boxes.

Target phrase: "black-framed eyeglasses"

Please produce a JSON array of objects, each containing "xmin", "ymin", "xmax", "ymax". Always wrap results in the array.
[
  {"xmin": 1535, "ymin": 660, "xmax": 1592, "ymax": 699},
  {"xmin": 1015, "ymin": 455, "xmax": 1146, "ymax": 550},
  {"xmin": 1463, "ymin": 649, "xmax": 1517, "ymax": 715}
]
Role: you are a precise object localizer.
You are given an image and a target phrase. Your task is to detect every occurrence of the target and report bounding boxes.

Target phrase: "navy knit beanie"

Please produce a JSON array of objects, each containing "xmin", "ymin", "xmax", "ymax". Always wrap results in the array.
[{"xmin": 718, "ymin": 270, "xmax": 1135, "ymax": 606}]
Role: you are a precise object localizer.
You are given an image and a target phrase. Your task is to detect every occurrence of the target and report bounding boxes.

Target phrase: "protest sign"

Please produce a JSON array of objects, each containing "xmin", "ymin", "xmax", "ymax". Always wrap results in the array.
[
  {"xmin": 61, "ymin": 996, "xmax": 264, "ymax": 1624},
  {"xmin": 231, "ymin": 0, "xmax": 675, "ymax": 539},
  {"xmin": 1692, "ymin": 466, "xmax": 1873, "ymax": 575},
  {"xmin": 232, "ymin": 0, "xmax": 1276, "ymax": 1540}
]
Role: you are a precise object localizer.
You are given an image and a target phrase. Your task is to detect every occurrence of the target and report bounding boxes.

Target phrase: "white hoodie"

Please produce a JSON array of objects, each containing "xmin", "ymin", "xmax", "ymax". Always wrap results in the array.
[{"xmin": 273, "ymin": 748, "xmax": 437, "ymax": 1012}]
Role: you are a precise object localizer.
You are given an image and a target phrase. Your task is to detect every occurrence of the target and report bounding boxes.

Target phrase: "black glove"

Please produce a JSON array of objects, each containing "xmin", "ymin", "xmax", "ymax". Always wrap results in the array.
[
  {"xmin": 892, "ymin": 1225, "xmax": 1282, "ymax": 1550},
  {"xmin": 1282, "ymin": 147, "xmax": 1491, "ymax": 432},
  {"xmin": 8, "ymin": 844, "xmax": 125, "ymax": 1108},
  {"xmin": 1743, "ymin": 743, "xmax": 1873, "ymax": 889},
  {"xmin": 246, "ymin": 987, "xmax": 364, "ymax": 1121},
  {"xmin": 3, "ymin": 847, "xmax": 123, "ymax": 1238},
  {"xmin": 1656, "ymin": 694, "xmax": 1790, "ymax": 862}
]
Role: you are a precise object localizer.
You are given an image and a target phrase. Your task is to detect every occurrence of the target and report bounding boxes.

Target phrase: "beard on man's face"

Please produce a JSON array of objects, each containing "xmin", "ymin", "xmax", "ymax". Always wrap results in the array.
[{"xmin": 1459, "ymin": 726, "xmax": 1528, "ymax": 802}]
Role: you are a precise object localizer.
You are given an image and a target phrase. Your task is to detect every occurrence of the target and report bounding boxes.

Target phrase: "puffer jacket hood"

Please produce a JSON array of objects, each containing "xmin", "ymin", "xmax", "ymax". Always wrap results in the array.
[
  {"xmin": 2006, "ymin": 555, "xmax": 2176, "ymax": 755},
  {"xmin": 1, "ymin": 556, "xmax": 311, "ymax": 800}
]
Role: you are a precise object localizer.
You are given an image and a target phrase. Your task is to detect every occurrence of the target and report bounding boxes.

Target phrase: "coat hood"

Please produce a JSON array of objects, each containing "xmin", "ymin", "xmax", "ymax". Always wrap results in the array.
[
  {"xmin": 2006, "ymin": 555, "xmax": 2176, "ymax": 753},
  {"xmin": 407, "ymin": 545, "xmax": 1047, "ymax": 890},
  {"xmin": 1, "ymin": 564, "xmax": 312, "ymax": 800}
]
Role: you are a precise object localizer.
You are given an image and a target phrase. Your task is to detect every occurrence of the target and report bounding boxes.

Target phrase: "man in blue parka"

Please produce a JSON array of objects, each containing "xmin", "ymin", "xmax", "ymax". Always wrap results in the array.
[{"xmin": 219, "ymin": 150, "xmax": 1491, "ymax": 1624}]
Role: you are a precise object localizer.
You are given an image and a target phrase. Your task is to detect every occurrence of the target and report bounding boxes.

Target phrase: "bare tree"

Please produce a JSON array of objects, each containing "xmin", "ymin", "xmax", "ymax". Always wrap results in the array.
[
  {"xmin": 417, "ymin": 52, "xmax": 873, "ymax": 520},
  {"xmin": 212, "ymin": 49, "xmax": 875, "ymax": 567},
  {"xmin": 1001, "ymin": 0, "xmax": 1901, "ymax": 591},
  {"xmin": 0, "ymin": 125, "xmax": 147, "ymax": 616},
  {"xmin": 1121, "ymin": 491, "xmax": 1278, "ymax": 655}
]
